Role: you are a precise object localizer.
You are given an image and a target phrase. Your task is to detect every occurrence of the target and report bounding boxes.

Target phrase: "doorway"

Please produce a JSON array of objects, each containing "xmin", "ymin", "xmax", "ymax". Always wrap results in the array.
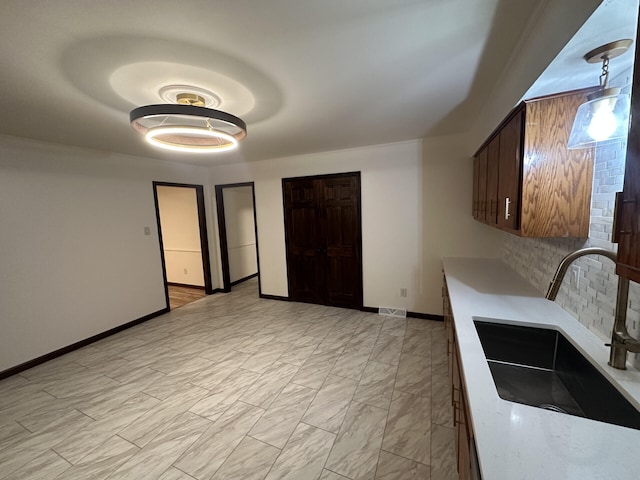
[
  {"xmin": 153, "ymin": 182, "xmax": 213, "ymax": 310},
  {"xmin": 215, "ymin": 182, "xmax": 260, "ymax": 293},
  {"xmin": 282, "ymin": 171, "xmax": 363, "ymax": 309}
]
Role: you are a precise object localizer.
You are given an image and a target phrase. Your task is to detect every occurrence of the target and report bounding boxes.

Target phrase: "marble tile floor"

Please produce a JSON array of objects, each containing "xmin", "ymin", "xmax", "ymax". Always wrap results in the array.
[{"xmin": 0, "ymin": 279, "xmax": 457, "ymax": 480}]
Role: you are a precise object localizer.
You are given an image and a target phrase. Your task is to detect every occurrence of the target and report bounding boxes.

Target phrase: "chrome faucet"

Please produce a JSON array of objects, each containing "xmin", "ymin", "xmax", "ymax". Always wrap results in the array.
[{"xmin": 546, "ymin": 247, "xmax": 640, "ymax": 369}]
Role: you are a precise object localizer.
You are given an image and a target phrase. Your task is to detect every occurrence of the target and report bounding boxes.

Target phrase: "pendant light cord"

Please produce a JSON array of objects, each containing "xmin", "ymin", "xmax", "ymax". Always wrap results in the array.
[{"xmin": 600, "ymin": 56, "xmax": 610, "ymax": 89}]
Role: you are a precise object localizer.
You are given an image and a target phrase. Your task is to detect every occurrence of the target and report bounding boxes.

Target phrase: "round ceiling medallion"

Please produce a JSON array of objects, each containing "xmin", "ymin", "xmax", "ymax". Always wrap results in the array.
[
  {"xmin": 110, "ymin": 62, "xmax": 255, "ymax": 116},
  {"xmin": 159, "ymin": 84, "xmax": 221, "ymax": 108}
]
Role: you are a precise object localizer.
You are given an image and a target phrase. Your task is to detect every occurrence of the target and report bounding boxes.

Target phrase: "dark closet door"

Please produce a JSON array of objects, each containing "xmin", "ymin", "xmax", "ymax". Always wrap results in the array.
[
  {"xmin": 283, "ymin": 172, "xmax": 363, "ymax": 309},
  {"xmin": 283, "ymin": 178, "xmax": 322, "ymax": 304}
]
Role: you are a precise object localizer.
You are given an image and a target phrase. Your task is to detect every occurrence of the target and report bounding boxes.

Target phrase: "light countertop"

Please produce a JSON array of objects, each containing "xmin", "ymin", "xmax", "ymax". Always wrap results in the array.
[{"xmin": 442, "ymin": 257, "xmax": 640, "ymax": 480}]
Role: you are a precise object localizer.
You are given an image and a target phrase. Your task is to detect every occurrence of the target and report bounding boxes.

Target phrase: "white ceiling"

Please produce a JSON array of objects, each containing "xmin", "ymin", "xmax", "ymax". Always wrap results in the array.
[
  {"xmin": 0, "ymin": 1, "xmax": 635, "ymax": 165},
  {"xmin": 525, "ymin": 0, "xmax": 639, "ymax": 99}
]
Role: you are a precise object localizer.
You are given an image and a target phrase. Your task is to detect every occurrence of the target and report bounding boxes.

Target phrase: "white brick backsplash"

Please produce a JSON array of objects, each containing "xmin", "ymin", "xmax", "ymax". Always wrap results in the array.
[{"xmin": 501, "ymin": 138, "xmax": 640, "ymax": 368}]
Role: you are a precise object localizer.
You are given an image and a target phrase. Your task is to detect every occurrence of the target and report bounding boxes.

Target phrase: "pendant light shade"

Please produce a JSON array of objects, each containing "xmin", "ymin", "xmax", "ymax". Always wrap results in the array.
[
  {"xmin": 567, "ymin": 88, "xmax": 630, "ymax": 149},
  {"xmin": 567, "ymin": 39, "xmax": 633, "ymax": 150}
]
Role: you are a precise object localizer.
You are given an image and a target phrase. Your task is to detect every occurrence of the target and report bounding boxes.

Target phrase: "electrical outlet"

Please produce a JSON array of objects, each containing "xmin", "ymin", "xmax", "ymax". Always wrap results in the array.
[
  {"xmin": 144, "ymin": 226, "xmax": 151, "ymax": 235},
  {"xmin": 184, "ymin": 268, "xmax": 188, "ymax": 275},
  {"xmin": 400, "ymin": 288, "xmax": 407, "ymax": 298}
]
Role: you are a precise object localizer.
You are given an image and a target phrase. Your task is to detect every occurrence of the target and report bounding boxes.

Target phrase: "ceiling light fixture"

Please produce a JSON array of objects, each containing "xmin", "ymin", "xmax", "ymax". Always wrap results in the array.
[
  {"xmin": 568, "ymin": 39, "xmax": 633, "ymax": 150},
  {"xmin": 130, "ymin": 92, "xmax": 246, "ymax": 154}
]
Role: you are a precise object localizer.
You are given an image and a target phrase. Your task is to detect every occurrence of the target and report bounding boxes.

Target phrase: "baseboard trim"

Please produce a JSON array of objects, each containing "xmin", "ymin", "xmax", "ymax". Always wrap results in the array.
[
  {"xmin": 211, "ymin": 288, "xmax": 226, "ymax": 294},
  {"xmin": 408, "ymin": 311, "xmax": 444, "ymax": 321},
  {"xmin": 362, "ymin": 306, "xmax": 443, "ymax": 321},
  {"xmin": 0, "ymin": 307, "xmax": 169, "ymax": 381},
  {"xmin": 230, "ymin": 273, "xmax": 258, "ymax": 287},
  {"xmin": 259, "ymin": 294, "xmax": 290, "ymax": 302},
  {"xmin": 167, "ymin": 282, "xmax": 206, "ymax": 290}
]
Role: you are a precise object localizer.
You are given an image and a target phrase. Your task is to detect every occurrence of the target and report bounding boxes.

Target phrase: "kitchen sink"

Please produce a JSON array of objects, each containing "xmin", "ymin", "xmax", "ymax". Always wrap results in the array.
[{"xmin": 474, "ymin": 320, "xmax": 640, "ymax": 430}]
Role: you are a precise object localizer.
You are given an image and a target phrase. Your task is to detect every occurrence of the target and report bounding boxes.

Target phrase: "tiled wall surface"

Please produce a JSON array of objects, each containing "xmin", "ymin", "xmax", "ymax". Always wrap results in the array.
[{"xmin": 502, "ymin": 140, "xmax": 640, "ymax": 369}]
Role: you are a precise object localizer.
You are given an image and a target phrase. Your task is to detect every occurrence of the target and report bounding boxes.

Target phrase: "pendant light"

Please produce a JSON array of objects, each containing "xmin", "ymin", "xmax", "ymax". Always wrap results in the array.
[
  {"xmin": 567, "ymin": 39, "xmax": 633, "ymax": 150},
  {"xmin": 130, "ymin": 89, "xmax": 246, "ymax": 154}
]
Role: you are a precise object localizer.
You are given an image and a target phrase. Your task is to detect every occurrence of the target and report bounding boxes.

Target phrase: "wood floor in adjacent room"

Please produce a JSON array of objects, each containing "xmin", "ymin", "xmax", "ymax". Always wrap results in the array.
[
  {"xmin": 0, "ymin": 278, "xmax": 456, "ymax": 479},
  {"xmin": 168, "ymin": 285, "xmax": 206, "ymax": 310}
]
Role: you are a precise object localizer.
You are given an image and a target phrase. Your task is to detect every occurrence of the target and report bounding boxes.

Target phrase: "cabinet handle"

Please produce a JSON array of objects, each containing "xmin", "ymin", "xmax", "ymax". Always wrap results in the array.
[
  {"xmin": 452, "ymin": 384, "xmax": 459, "ymax": 404},
  {"xmin": 505, "ymin": 197, "xmax": 511, "ymax": 220},
  {"xmin": 453, "ymin": 403, "xmax": 459, "ymax": 427}
]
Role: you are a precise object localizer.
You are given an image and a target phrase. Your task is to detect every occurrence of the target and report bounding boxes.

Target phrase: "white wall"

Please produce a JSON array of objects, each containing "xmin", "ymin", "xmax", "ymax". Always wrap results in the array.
[
  {"xmin": 223, "ymin": 186, "xmax": 258, "ymax": 283},
  {"xmin": 0, "ymin": 135, "xmax": 215, "ymax": 372},
  {"xmin": 421, "ymin": 133, "xmax": 504, "ymax": 311},
  {"xmin": 208, "ymin": 138, "xmax": 502, "ymax": 314},
  {"xmin": 156, "ymin": 186, "xmax": 205, "ymax": 287}
]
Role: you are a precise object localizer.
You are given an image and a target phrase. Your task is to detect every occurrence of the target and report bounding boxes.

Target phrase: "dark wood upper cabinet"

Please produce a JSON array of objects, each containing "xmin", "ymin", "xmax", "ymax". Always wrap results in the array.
[
  {"xmin": 472, "ymin": 155, "xmax": 480, "ymax": 220},
  {"xmin": 485, "ymin": 135, "xmax": 500, "ymax": 226},
  {"xmin": 478, "ymin": 149, "xmax": 488, "ymax": 222},
  {"xmin": 615, "ymin": 15, "xmax": 640, "ymax": 283},
  {"xmin": 473, "ymin": 89, "xmax": 595, "ymax": 237},
  {"xmin": 496, "ymin": 110, "xmax": 522, "ymax": 231}
]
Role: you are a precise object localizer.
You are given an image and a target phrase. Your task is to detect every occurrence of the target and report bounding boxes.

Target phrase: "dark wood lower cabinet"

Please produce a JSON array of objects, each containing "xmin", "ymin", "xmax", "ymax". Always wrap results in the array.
[
  {"xmin": 453, "ymin": 345, "xmax": 472, "ymax": 480},
  {"xmin": 444, "ymin": 276, "xmax": 477, "ymax": 480},
  {"xmin": 283, "ymin": 172, "xmax": 363, "ymax": 309}
]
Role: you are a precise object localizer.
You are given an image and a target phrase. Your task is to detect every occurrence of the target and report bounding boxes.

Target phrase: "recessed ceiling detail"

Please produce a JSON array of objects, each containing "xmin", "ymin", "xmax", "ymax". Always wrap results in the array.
[
  {"xmin": 110, "ymin": 62, "xmax": 255, "ymax": 117},
  {"xmin": 59, "ymin": 36, "xmax": 282, "ymax": 126}
]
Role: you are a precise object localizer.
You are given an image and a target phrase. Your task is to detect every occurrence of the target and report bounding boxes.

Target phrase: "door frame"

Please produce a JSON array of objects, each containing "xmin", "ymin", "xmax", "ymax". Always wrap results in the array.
[
  {"xmin": 282, "ymin": 171, "xmax": 363, "ymax": 310},
  {"xmin": 215, "ymin": 182, "xmax": 261, "ymax": 293},
  {"xmin": 152, "ymin": 182, "xmax": 214, "ymax": 310}
]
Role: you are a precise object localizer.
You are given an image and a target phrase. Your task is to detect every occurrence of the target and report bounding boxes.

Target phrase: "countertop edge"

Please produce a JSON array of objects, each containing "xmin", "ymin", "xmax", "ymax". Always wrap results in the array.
[{"xmin": 442, "ymin": 256, "xmax": 640, "ymax": 480}]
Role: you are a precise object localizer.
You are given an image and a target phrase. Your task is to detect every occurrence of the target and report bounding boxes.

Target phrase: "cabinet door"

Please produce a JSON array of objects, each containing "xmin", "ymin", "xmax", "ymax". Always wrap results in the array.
[
  {"xmin": 616, "ymin": 11, "xmax": 640, "ymax": 282},
  {"xmin": 477, "ymin": 148, "xmax": 488, "ymax": 222},
  {"xmin": 521, "ymin": 92, "xmax": 594, "ymax": 237},
  {"xmin": 453, "ymin": 343, "xmax": 471, "ymax": 480},
  {"xmin": 472, "ymin": 156, "xmax": 480, "ymax": 219},
  {"xmin": 458, "ymin": 388, "xmax": 472, "ymax": 480},
  {"xmin": 616, "ymin": 179, "xmax": 640, "ymax": 282},
  {"xmin": 442, "ymin": 279, "xmax": 454, "ymax": 388},
  {"xmin": 485, "ymin": 136, "xmax": 500, "ymax": 225},
  {"xmin": 452, "ymin": 341, "xmax": 461, "ymax": 457},
  {"xmin": 497, "ymin": 110, "xmax": 522, "ymax": 230}
]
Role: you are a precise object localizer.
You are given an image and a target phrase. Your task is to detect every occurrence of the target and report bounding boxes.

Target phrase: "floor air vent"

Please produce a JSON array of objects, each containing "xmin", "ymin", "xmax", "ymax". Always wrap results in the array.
[{"xmin": 378, "ymin": 307, "xmax": 407, "ymax": 318}]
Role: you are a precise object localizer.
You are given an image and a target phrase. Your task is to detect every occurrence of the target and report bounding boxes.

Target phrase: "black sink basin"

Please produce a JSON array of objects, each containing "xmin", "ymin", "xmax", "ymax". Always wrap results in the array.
[{"xmin": 474, "ymin": 320, "xmax": 640, "ymax": 430}]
